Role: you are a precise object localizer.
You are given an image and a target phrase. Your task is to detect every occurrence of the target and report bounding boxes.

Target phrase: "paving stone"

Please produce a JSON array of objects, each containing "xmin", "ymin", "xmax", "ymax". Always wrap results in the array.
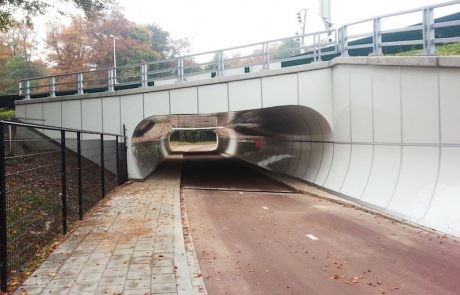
[
  {"xmin": 150, "ymin": 282, "xmax": 177, "ymax": 293},
  {"xmin": 98, "ymin": 276, "xmax": 126, "ymax": 286},
  {"xmin": 76, "ymin": 271, "xmax": 103, "ymax": 282},
  {"xmin": 103, "ymin": 267, "xmax": 128, "ymax": 277},
  {"xmin": 124, "ymin": 278, "xmax": 151, "ymax": 289},
  {"xmin": 151, "ymin": 274, "xmax": 176, "ymax": 284},
  {"xmin": 151, "ymin": 266, "xmax": 175, "ymax": 275}
]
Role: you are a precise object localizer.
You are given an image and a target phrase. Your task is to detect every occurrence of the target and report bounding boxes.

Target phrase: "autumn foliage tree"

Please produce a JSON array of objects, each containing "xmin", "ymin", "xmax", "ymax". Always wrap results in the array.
[
  {"xmin": 0, "ymin": 22, "xmax": 46, "ymax": 94},
  {"xmin": 46, "ymin": 9, "xmax": 189, "ymax": 74}
]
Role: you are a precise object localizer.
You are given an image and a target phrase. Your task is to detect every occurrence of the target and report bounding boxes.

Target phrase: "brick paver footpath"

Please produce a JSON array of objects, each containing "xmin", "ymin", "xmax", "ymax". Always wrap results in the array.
[{"xmin": 15, "ymin": 155, "xmax": 202, "ymax": 295}]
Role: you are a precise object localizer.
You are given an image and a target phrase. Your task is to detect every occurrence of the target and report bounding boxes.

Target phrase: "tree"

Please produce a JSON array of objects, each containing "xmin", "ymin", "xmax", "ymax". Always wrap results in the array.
[
  {"xmin": 147, "ymin": 24, "xmax": 190, "ymax": 58},
  {"xmin": 46, "ymin": 9, "xmax": 189, "ymax": 75},
  {"xmin": 271, "ymin": 39, "xmax": 301, "ymax": 60},
  {"xmin": 0, "ymin": 0, "xmax": 115, "ymax": 31},
  {"xmin": 0, "ymin": 22, "xmax": 46, "ymax": 94},
  {"xmin": 0, "ymin": 55, "xmax": 46, "ymax": 94}
]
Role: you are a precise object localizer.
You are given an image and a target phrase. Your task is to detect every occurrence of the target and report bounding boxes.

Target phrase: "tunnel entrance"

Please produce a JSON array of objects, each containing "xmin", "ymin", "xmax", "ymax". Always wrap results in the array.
[
  {"xmin": 168, "ymin": 129, "xmax": 217, "ymax": 152},
  {"xmin": 131, "ymin": 105, "xmax": 333, "ymax": 179}
]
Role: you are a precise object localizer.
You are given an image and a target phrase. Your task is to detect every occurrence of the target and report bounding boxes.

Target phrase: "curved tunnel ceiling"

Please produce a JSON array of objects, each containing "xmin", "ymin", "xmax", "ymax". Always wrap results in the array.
[{"xmin": 131, "ymin": 105, "xmax": 332, "ymax": 179}]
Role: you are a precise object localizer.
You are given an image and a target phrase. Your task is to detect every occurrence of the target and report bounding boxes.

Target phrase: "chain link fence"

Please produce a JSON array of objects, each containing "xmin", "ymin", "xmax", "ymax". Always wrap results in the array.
[{"xmin": 0, "ymin": 120, "xmax": 128, "ymax": 291}]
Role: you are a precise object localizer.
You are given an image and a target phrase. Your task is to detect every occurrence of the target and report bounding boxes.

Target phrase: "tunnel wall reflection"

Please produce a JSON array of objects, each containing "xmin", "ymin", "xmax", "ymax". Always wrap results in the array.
[{"xmin": 216, "ymin": 106, "xmax": 333, "ymax": 183}]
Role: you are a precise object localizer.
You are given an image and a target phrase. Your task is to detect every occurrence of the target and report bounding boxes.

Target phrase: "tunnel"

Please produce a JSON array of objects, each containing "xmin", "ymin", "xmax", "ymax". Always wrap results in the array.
[{"xmin": 131, "ymin": 105, "xmax": 333, "ymax": 182}]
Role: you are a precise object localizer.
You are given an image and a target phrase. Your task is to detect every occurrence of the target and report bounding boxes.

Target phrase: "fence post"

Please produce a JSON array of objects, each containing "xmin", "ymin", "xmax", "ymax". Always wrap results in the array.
[
  {"xmin": 108, "ymin": 69, "xmax": 114, "ymax": 92},
  {"xmin": 177, "ymin": 58, "xmax": 184, "ymax": 82},
  {"xmin": 123, "ymin": 125, "xmax": 128, "ymax": 182},
  {"xmin": 26, "ymin": 80, "xmax": 30, "ymax": 100},
  {"xmin": 115, "ymin": 136, "xmax": 121, "ymax": 185},
  {"xmin": 0, "ymin": 123, "xmax": 8, "ymax": 291},
  {"xmin": 218, "ymin": 51, "xmax": 224, "ymax": 76},
  {"xmin": 100, "ymin": 134, "xmax": 105, "ymax": 198},
  {"xmin": 339, "ymin": 26, "xmax": 349, "ymax": 56},
  {"xmin": 422, "ymin": 7, "xmax": 436, "ymax": 55},
  {"xmin": 372, "ymin": 18, "xmax": 383, "ymax": 56},
  {"xmin": 60, "ymin": 130, "xmax": 67, "ymax": 235},
  {"xmin": 313, "ymin": 35, "xmax": 318, "ymax": 62},
  {"xmin": 77, "ymin": 132, "xmax": 83, "ymax": 220},
  {"xmin": 77, "ymin": 73, "xmax": 84, "ymax": 95},
  {"xmin": 50, "ymin": 77, "xmax": 56, "ymax": 98},
  {"xmin": 141, "ymin": 64, "xmax": 148, "ymax": 88},
  {"xmin": 262, "ymin": 43, "xmax": 269, "ymax": 70},
  {"xmin": 18, "ymin": 81, "xmax": 22, "ymax": 97}
]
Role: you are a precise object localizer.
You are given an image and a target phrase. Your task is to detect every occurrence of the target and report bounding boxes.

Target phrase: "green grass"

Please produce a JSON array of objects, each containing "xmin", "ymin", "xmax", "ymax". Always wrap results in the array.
[
  {"xmin": 389, "ymin": 42, "xmax": 460, "ymax": 56},
  {"xmin": 0, "ymin": 109, "xmax": 15, "ymax": 118}
]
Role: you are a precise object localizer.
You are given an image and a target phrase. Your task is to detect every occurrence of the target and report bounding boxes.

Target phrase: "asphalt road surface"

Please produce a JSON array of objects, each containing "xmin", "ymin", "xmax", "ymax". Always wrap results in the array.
[{"xmin": 181, "ymin": 152, "xmax": 460, "ymax": 295}]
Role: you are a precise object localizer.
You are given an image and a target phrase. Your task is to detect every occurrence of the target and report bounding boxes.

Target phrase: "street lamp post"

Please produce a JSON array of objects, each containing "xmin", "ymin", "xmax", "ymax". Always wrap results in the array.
[{"xmin": 109, "ymin": 34, "xmax": 118, "ymax": 83}]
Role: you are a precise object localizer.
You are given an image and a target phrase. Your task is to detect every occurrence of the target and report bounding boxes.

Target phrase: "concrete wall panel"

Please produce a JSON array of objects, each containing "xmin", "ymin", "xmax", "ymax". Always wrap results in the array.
[
  {"xmin": 424, "ymin": 147, "xmax": 460, "ymax": 236},
  {"xmin": 361, "ymin": 145, "xmax": 401, "ymax": 207},
  {"xmin": 332, "ymin": 66, "xmax": 351, "ymax": 142},
  {"xmin": 350, "ymin": 66, "xmax": 373, "ymax": 142},
  {"xmin": 373, "ymin": 66, "xmax": 401, "ymax": 143},
  {"xmin": 439, "ymin": 68, "xmax": 460, "ymax": 144},
  {"xmin": 298, "ymin": 69, "xmax": 333, "ymax": 126},
  {"xmin": 228, "ymin": 79, "xmax": 262, "ymax": 111},
  {"xmin": 313, "ymin": 143, "xmax": 333, "ymax": 186},
  {"xmin": 144, "ymin": 91, "xmax": 170, "ymax": 118},
  {"xmin": 304, "ymin": 142, "xmax": 322, "ymax": 182},
  {"xmin": 324, "ymin": 144, "xmax": 351, "ymax": 191},
  {"xmin": 81, "ymin": 99, "xmax": 102, "ymax": 132},
  {"xmin": 121, "ymin": 94, "xmax": 144, "ymax": 179},
  {"xmin": 340, "ymin": 145, "xmax": 373, "ymax": 198},
  {"xmin": 102, "ymin": 96, "xmax": 121, "ymax": 134},
  {"xmin": 262, "ymin": 74, "xmax": 297, "ymax": 108},
  {"xmin": 198, "ymin": 84, "xmax": 228, "ymax": 113},
  {"xmin": 24, "ymin": 103, "xmax": 43, "ymax": 124},
  {"xmin": 388, "ymin": 146, "xmax": 439, "ymax": 219},
  {"xmin": 401, "ymin": 67, "xmax": 439, "ymax": 144},
  {"xmin": 43, "ymin": 101, "xmax": 61, "ymax": 127},
  {"xmin": 15, "ymin": 104, "xmax": 25, "ymax": 119},
  {"xmin": 62, "ymin": 100, "xmax": 81, "ymax": 130},
  {"xmin": 170, "ymin": 88, "xmax": 198, "ymax": 114}
]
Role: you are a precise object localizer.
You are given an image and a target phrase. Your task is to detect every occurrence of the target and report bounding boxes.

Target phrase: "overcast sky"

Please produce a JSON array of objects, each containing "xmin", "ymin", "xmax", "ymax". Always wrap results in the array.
[{"xmin": 116, "ymin": 0, "xmax": 454, "ymax": 53}]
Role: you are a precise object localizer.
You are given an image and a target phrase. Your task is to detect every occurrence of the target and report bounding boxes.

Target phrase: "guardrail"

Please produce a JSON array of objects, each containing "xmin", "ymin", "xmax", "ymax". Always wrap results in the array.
[
  {"xmin": 18, "ymin": 0, "xmax": 460, "ymax": 99},
  {"xmin": 0, "ymin": 120, "xmax": 128, "ymax": 291}
]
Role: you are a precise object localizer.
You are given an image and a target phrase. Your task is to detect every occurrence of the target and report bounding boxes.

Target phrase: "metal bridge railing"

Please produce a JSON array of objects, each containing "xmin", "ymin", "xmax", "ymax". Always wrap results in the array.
[
  {"xmin": 18, "ymin": 0, "xmax": 460, "ymax": 99},
  {"xmin": 0, "ymin": 120, "xmax": 128, "ymax": 291}
]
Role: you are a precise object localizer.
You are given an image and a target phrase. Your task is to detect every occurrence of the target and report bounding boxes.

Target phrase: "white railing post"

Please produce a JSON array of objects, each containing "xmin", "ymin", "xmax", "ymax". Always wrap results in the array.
[
  {"xmin": 141, "ymin": 64, "xmax": 148, "ymax": 87},
  {"xmin": 218, "ymin": 51, "xmax": 224, "ymax": 76},
  {"xmin": 49, "ymin": 77, "xmax": 56, "ymax": 97},
  {"xmin": 25, "ymin": 80, "xmax": 30, "ymax": 100},
  {"xmin": 18, "ymin": 81, "xmax": 22, "ymax": 97},
  {"xmin": 177, "ymin": 58, "xmax": 184, "ymax": 82},
  {"xmin": 108, "ymin": 69, "xmax": 114, "ymax": 92},
  {"xmin": 317, "ymin": 33, "xmax": 322, "ymax": 62},
  {"xmin": 422, "ymin": 7, "xmax": 436, "ymax": 55},
  {"xmin": 262, "ymin": 42, "xmax": 269, "ymax": 70},
  {"xmin": 371, "ymin": 18, "xmax": 383, "ymax": 56},
  {"xmin": 339, "ymin": 26, "xmax": 349, "ymax": 56},
  {"xmin": 77, "ymin": 73, "xmax": 84, "ymax": 95}
]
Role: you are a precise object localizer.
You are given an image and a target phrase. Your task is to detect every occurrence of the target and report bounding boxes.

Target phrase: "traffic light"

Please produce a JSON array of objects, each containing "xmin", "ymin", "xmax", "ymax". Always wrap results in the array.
[{"xmin": 297, "ymin": 12, "xmax": 302, "ymax": 23}]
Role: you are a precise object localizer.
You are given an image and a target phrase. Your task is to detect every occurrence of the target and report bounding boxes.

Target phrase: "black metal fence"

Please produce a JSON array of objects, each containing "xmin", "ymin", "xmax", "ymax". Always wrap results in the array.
[{"xmin": 0, "ymin": 120, "xmax": 128, "ymax": 291}]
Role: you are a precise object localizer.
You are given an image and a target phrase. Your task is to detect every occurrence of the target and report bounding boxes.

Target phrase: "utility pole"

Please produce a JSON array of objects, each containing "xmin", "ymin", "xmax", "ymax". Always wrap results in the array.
[
  {"xmin": 320, "ymin": 0, "xmax": 333, "ymax": 33},
  {"xmin": 297, "ymin": 9, "xmax": 309, "ymax": 46}
]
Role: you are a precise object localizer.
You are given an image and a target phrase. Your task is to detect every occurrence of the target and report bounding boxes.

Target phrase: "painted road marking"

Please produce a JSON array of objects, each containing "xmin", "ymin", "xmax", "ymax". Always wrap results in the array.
[
  {"xmin": 262, "ymin": 206, "xmax": 269, "ymax": 210},
  {"xmin": 306, "ymin": 234, "xmax": 319, "ymax": 240}
]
